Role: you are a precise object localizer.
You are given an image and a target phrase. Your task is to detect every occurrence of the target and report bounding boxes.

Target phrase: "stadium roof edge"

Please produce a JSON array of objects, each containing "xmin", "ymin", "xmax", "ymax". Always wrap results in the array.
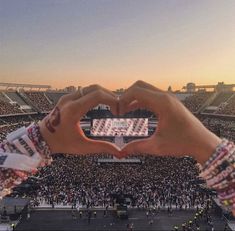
[{"xmin": 0, "ymin": 82, "xmax": 51, "ymax": 89}]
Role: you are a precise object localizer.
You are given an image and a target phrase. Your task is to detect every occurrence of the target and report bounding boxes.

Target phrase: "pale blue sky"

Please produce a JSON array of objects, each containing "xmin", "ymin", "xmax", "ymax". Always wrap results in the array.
[{"xmin": 1, "ymin": 0, "xmax": 235, "ymax": 90}]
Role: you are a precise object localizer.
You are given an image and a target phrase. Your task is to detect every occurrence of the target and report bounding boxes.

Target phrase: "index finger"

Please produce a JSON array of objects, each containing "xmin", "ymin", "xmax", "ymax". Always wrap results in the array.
[
  {"xmin": 130, "ymin": 80, "xmax": 163, "ymax": 92},
  {"xmin": 72, "ymin": 89, "xmax": 119, "ymax": 118},
  {"xmin": 119, "ymin": 86, "xmax": 166, "ymax": 115}
]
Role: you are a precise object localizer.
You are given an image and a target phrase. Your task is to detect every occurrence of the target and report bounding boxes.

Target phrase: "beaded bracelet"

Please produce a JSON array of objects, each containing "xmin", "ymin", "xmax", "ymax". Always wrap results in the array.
[
  {"xmin": 200, "ymin": 139, "xmax": 235, "ymax": 213},
  {"xmin": 200, "ymin": 140, "xmax": 234, "ymax": 178},
  {"xmin": 204, "ymin": 146, "xmax": 235, "ymax": 178},
  {"xmin": 202, "ymin": 139, "xmax": 229, "ymax": 170},
  {"xmin": 206, "ymin": 163, "xmax": 235, "ymax": 187},
  {"xmin": 205, "ymin": 151, "xmax": 235, "ymax": 186}
]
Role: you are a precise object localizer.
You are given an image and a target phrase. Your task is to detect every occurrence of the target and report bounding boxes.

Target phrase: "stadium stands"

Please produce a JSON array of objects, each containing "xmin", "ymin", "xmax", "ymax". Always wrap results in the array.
[
  {"xmin": 217, "ymin": 93, "xmax": 235, "ymax": 115},
  {"xmin": 0, "ymin": 87, "xmax": 234, "ymax": 231},
  {"xmin": 0, "ymin": 93, "xmax": 22, "ymax": 115},
  {"xmin": 183, "ymin": 92, "xmax": 212, "ymax": 112},
  {"xmin": 24, "ymin": 91, "xmax": 54, "ymax": 112},
  {"xmin": 5, "ymin": 92, "xmax": 28, "ymax": 106},
  {"xmin": 0, "ymin": 115, "xmax": 44, "ymax": 141},
  {"xmin": 210, "ymin": 92, "xmax": 234, "ymax": 107},
  {"xmin": 45, "ymin": 92, "xmax": 67, "ymax": 105},
  {"xmin": 0, "ymin": 89, "xmax": 234, "ymax": 115}
]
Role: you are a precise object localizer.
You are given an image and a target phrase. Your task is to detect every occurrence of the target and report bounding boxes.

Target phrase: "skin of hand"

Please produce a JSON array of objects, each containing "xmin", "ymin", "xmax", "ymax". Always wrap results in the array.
[
  {"xmin": 119, "ymin": 80, "xmax": 221, "ymax": 164},
  {"xmin": 39, "ymin": 85, "xmax": 121, "ymax": 157}
]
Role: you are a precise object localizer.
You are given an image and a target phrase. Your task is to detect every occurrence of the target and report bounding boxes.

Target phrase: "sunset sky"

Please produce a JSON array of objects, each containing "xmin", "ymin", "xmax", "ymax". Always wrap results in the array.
[{"xmin": 0, "ymin": 0, "xmax": 235, "ymax": 91}]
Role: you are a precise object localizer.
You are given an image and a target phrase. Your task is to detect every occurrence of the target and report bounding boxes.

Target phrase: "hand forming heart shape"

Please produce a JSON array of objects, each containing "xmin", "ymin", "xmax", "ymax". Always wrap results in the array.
[{"xmin": 39, "ymin": 80, "xmax": 221, "ymax": 164}]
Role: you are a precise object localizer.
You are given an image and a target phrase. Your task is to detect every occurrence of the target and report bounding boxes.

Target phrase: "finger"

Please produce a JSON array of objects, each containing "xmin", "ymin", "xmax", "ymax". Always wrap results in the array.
[
  {"xmin": 72, "ymin": 89, "xmax": 119, "ymax": 118},
  {"xmin": 126, "ymin": 100, "xmax": 147, "ymax": 112},
  {"xmin": 131, "ymin": 80, "xmax": 163, "ymax": 92},
  {"xmin": 120, "ymin": 138, "xmax": 155, "ymax": 157},
  {"xmin": 119, "ymin": 86, "xmax": 165, "ymax": 115},
  {"xmin": 58, "ymin": 84, "xmax": 117, "ymax": 105},
  {"xmin": 119, "ymin": 80, "xmax": 164, "ymax": 115},
  {"xmin": 83, "ymin": 84, "xmax": 117, "ymax": 98},
  {"xmin": 56, "ymin": 87, "xmax": 87, "ymax": 105}
]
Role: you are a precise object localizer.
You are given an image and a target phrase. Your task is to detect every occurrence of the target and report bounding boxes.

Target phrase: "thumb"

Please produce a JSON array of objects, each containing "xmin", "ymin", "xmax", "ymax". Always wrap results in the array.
[
  {"xmin": 120, "ymin": 137, "xmax": 154, "ymax": 157},
  {"xmin": 84, "ymin": 139, "xmax": 122, "ymax": 158}
]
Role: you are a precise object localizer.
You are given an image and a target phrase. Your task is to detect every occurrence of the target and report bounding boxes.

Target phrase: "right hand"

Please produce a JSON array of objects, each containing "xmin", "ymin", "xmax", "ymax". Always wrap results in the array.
[
  {"xmin": 39, "ymin": 84, "xmax": 121, "ymax": 157},
  {"xmin": 119, "ymin": 80, "xmax": 221, "ymax": 163}
]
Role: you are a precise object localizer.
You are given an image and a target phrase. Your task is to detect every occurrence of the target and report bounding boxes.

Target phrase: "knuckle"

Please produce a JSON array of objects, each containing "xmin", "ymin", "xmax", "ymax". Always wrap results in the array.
[
  {"xmin": 90, "ymin": 84, "xmax": 101, "ymax": 91},
  {"xmin": 57, "ymin": 95, "xmax": 68, "ymax": 104},
  {"xmin": 57, "ymin": 96, "xmax": 65, "ymax": 104},
  {"xmin": 135, "ymin": 80, "xmax": 145, "ymax": 86}
]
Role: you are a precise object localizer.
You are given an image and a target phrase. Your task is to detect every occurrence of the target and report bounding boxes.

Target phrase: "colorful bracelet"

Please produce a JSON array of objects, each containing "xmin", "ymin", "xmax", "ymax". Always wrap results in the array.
[
  {"xmin": 201, "ymin": 140, "xmax": 234, "ymax": 178},
  {"xmin": 202, "ymin": 139, "xmax": 229, "ymax": 169},
  {"xmin": 200, "ymin": 139, "xmax": 235, "ymax": 212}
]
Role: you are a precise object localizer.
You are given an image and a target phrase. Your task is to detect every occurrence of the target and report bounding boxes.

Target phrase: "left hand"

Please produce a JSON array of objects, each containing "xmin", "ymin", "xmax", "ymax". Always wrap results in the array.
[
  {"xmin": 118, "ymin": 80, "xmax": 221, "ymax": 163},
  {"xmin": 39, "ymin": 85, "xmax": 121, "ymax": 157}
]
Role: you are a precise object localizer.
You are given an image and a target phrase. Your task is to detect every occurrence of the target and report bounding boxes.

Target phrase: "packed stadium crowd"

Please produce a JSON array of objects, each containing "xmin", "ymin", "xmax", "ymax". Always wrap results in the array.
[
  {"xmin": 0, "ymin": 99, "xmax": 22, "ymax": 115},
  {"xmin": 0, "ymin": 115, "xmax": 45, "ymax": 141},
  {"xmin": 183, "ymin": 92, "xmax": 212, "ymax": 113},
  {"xmin": 0, "ymin": 89, "xmax": 235, "ymax": 115},
  {"xmin": 202, "ymin": 117, "xmax": 235, "ymax": 141},
  {"xmin": 24, "ymin": 92, "xmax": 54, "ymax": 112},
  {"xmin": 17, "ymin": 154, "xmax": 208, "ymax": 210},
  {"xmin": 0, "ymin": 88, "xmax": 234, "ymax": 231},
  {"xmin": 217, "ymin": 94, "xmax": 235, "ymax": 115}
]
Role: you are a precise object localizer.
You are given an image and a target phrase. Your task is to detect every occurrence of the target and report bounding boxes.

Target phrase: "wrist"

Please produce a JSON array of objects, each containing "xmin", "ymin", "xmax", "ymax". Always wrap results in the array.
[
  {"xmin": 195, "ymin": 131, "xmax": 222, "ymax": 164},
  {"xmin": 38, "ymin": 120, "xmax": 59, "ymax": 155},
  {"xmin": 27, "ymin": 122, "xmax": 53, "ymax": 160}
]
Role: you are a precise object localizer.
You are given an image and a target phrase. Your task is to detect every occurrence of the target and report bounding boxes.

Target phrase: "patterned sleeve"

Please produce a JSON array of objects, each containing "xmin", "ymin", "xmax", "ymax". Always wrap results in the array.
[{"xmin": 0, "ymin": 123, "xmax": 52, "ymax": 198}]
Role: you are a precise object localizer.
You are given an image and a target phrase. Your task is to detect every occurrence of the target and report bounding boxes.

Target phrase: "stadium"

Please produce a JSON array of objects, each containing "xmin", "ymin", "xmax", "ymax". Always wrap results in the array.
[{"xmin": 0, "ymin": 81, "xmax": 235, "ymax": 231}]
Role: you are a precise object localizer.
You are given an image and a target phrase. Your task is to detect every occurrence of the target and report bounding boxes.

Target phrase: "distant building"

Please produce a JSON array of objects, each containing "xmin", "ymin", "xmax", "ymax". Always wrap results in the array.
[
  {"xmin": 185, "ymin": 83, "xmax": 196, "ymax": 92},
  {"xmin": 64, "ymin": 86, "xmax": 76, "ymax": 92},
  {"xmin": 183, "ymin": 82, "xmax": 235, "ymax": 93},
  {"xmin": 215, "ymin": 82, "xmax": 234, "ymax": 92}
]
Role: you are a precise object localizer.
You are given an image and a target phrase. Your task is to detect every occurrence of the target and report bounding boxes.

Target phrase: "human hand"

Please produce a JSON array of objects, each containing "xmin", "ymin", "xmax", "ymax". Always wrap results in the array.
[
  {"xmin": 119, "ymin": 80, "xmax": 221, "ymax": 163},
  {"xmin": 39, "ymin": 85, "xmax": 121, "ymax": 157}
]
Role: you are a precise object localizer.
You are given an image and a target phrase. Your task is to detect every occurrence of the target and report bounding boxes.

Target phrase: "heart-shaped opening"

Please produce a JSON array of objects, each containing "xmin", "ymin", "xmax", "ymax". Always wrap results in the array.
[{"xmin": 82, "ymin": 105, "xmax": 157, "ymax": 149}]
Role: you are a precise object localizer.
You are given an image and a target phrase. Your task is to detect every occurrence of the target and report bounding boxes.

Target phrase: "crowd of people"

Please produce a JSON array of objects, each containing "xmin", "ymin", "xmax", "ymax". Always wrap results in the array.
[
  {"xmin": 0, "ymin": 90, "xmax": 235, "ymax": 116},
  {"xmin": 0, "ymin": 108, "xmax": 233, "ymax": 230},
  {"xmin": 0, "ymin": 98, "xmax": 22, "ymax": 115},
  {"xmin": 183, "ymin": 92, "xmax": 212, "ymax": 113},
  {"xmin": 202, "ymin": 117, "xmax": 235, "ymax": 142},
  {"xmin": 13, "ymin": 154, "xmax": 208, "ymax": 211},
  {"xmin": 217, "ymin": 94, "xmax": 235, "ymax": 115},
  {"xmin": 182, "ymin": 91, "xmax": 235, "ymax": 116},
  {"xmin": 0, "ymin": 115, "xmax": 45, "ymax": 141},
  {"xmin": 24, "ymin": 92, "xmax": 54, "ymax": 112}
]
